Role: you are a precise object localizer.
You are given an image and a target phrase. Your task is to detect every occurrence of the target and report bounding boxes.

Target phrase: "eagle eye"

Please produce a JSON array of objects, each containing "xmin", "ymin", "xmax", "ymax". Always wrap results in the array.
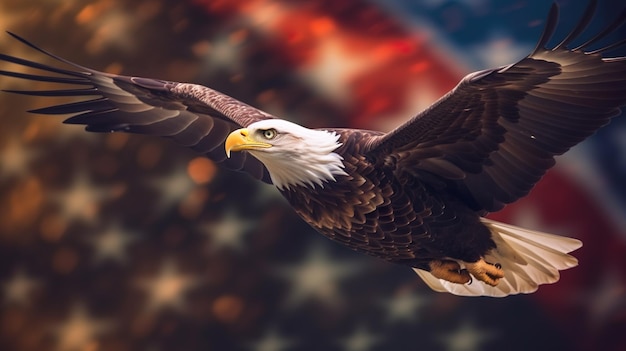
[{"xmin": 261, "ymin": 128, "xmax": 277, "ymax": 140}]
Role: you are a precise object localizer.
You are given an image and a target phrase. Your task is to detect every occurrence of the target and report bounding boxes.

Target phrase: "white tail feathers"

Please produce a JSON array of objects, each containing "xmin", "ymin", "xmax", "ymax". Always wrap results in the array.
[{"xmin": 413, "ymin": 218, "xmax": 582, "ymax": 297}]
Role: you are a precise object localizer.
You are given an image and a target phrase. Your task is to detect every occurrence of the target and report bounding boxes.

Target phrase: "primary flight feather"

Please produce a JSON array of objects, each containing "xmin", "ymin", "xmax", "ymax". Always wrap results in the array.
[{"xmin": 2, "ymin": 0, "xmax": 625, "ymax": 297}]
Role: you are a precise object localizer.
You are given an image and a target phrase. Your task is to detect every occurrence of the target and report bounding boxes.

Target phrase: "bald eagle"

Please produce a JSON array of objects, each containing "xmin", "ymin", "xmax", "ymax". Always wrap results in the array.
[{"xmin": 2, "ymin": 1, "xmax": 625, "ymax": 297}]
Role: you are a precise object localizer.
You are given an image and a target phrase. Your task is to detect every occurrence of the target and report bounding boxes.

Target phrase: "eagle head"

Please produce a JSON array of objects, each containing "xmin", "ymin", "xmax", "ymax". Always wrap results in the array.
[{"xmin": 225, "ymin": 119, "xmax": 347, "ymax": 190}]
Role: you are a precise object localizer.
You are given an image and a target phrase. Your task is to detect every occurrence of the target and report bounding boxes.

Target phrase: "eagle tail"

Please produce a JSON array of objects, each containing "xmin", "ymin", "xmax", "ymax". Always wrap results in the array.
[{"xmin": 413, "ymin": 218, "xmax": 582, "ymax": 297}]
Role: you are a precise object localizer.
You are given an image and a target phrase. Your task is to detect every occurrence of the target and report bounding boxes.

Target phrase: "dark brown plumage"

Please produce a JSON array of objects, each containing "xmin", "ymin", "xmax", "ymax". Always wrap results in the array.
[{"xmin": 2, "ymin": 0, "xmax": 625, "ymax": 296}]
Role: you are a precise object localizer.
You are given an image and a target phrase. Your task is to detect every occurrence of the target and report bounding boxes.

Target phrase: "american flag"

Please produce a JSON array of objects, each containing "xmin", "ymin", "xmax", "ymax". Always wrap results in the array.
[{"xmin": 1, "ymin": 0, "xmax": 625, "ymax": 350}]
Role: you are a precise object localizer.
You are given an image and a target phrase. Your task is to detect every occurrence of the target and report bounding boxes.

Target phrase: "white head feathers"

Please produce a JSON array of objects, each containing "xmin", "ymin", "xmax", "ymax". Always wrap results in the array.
[{"xmin": 244, "ymin": 119, "xmax": 347, "ymax": 190}]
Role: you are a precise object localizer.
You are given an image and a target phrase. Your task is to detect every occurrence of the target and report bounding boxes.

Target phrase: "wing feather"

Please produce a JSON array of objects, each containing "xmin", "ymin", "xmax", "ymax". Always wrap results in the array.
[
  {"xmin": 366, "ymin": 1, "xmax": 626, "ymax": 212},
  {"xmin": 0, "ymin": 32, "xmax": 273, "ymax": 183}
]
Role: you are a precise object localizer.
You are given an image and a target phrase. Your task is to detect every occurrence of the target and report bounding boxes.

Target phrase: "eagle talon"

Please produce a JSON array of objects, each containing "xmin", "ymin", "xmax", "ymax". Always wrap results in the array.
[
  {"xmin": 463, "ymin": 269, "xmax": 473, "ymax": 285},
  {"xmin": 465, "ymin": 259, "xmax": 505, "ymax": 287},
  {"xmin": 428, "ymin": 260, "xmax": 471, "ymax": 285}
]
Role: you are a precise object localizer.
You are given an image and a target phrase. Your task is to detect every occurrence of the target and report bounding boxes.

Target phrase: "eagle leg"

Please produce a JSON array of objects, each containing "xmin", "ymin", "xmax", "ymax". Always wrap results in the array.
[
  {"xmin": 465, "ymin": 259, "xmax": 504, "ymax": 286},
  {"xmin": 428, "ymin": 260, "xmax": 471, "ymax": 284}
]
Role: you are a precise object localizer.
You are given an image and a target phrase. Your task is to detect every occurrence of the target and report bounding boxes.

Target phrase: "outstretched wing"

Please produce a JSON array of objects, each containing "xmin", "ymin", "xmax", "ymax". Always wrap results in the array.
[
  {"xmin": 0, "ymin": 32, "xmax": 274, "ymax": 183},
  {"xmin": 366, "ymin": 0, "xmax": 626, "ymax": 212}
]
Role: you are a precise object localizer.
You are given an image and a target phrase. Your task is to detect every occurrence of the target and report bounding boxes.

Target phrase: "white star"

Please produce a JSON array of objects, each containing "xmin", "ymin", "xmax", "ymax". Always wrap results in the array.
[
  {"xmin": 275, "ymin": 244, "xmax": 363, "ymax": 307},
  {"xmin": 471, "ymin": 35, "xmax": 533, "ymax": 68},
  {"xmin": 509, "ymin": 202, "xmax": 571, "ymax": 237},
  {"xmin": 439, "ymin": 320, "xmax": 496, "ymax": 351},
  {"xmin": 201, "ymin": 210, "xmax": 255, "ymax": 253},
  {"xmin": 560, "ymin": 130, "xmax": 626, "ymax": 235},
  {"xmin": 2, "ymin": 269, "xmax": 41, "ymax": 306},
  {"xmin": 339, "ymin": 325, "xmax": 383, "ymax": 351},
  {"xmin": 201, "ymin": 34, "xmax": 244, "ymax": 72},
  {"xmin": 87, "ymin": 223, "xmax": 139, "ymax": 264},
  {"xmin": 240, "ymin": 1, "xmax": 289, "ymax": 34},
  {"xmin": 81, "ymin": 8, "xmax": 137, "ymax": 56},
  {"xmin": 52, "ymin": 304, "xmax": 112, "ymax": 351},
  {"xmin": 371, "ymin": 81, "xmax": 442, "ymax": 133},
  {"xmin": 51, "ymin": 173, "xmax": 110, "ymax": 223},
  {"xmin": 252, "ymin": 183, "xmax": 285, "ymax": 208},
  {"xmin": 136, "ymin": 260, "xmax": 202, "ymax": 313},
  {"xmin": 382, "ymin": 288, "xmax": 429, "ymax": 324},
  {"xmin": 0, "ymin": 138, "xmax": 40, "ymax": 179},
  {"xmin": 298, "ymin": 36, "xmax": 375, "ymax": 105},
  {"xmin": 149, "ymin": 167, "xmax": 197, "ymax": 211},
  {"xmin": 249, "ymin": 328, "xmax": 295, "ymax": 351}
]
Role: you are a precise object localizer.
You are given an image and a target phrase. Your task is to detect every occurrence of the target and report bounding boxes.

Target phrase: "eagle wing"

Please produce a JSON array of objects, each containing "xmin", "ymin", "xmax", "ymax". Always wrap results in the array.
[
  {"xmin": 366, "ymin": 1, "xmax": 626, "ymax": 212},
  {"xmin": 0, "ymin": 32, "xmax": 274, "ymax": 183}
]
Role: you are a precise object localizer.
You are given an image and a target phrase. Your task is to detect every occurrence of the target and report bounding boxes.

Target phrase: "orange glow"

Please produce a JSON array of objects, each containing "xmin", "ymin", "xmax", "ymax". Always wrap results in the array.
[
  {"xmin": 310, "ymin": 17, "xmax": 336, "ymax": 37},
  {"xmin": 82, "ymin": 342, "xmax": 100, "ymax": 351},
  {"xmin": 192, "ymin": 40, "xmax": 211, "ymax": 57},
  {"xmin": 256, "ymin": 89, "xmax": 276, "ymax": 105},
  {"xmin": 105, "ymin": 133, "xmax": 129, "ymax": 151},
  {"xmin": 104, "ymin": 62, "xmax": 124, "ymax": 75},
  {"xmin": 212, "ymin": 295, "xmax": 244, "ymax": 323},
  {"xmin": 76, "ymin": 5, "xmax": 97, "ymax": 24},
  {"xmin": 8, "ymin": 177, "xmax": 43, "ymax": 228},
  {"xmin": 372, "ymin": 44, "xmax": 394, "ymax": 63},
  {"xmin": 187, "ymin": 157, "xmax": 217, "ymax": 185},
  {"xmin": 22, "ymin": 122, "xmax": 40, "ymax": 142},
  {"xmin": 372, "ymin": 40, "xmax": 415, "ymax": 63},
  {"xmin": 179, "ymin": 188, "xmax": 209, "ymax": 220},
  {"xmin": 40, "ymin": 215, "xmax": 67, "ymax": 242}
]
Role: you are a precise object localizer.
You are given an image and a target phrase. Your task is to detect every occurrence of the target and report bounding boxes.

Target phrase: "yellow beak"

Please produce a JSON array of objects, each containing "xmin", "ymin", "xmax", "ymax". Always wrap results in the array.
[{"xmin": 225, "ymin": 128, "xmax": 272, "ymax": 158}]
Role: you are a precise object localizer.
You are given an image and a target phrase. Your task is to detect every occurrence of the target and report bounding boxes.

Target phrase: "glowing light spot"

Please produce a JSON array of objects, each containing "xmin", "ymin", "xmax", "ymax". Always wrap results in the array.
[
  {"xmin": 76, "ymin": 5, "xmax": 97, "ymax": 24},
  {"xmin": 8, "ymin": 177, "xmax": 43, "ymax": 227},
  {"xmin": 22, "ymin": 122, "xmax": 40, "ymax": 142},
  {"xmin": 192, "ymin": 40, "xmax": 211, "ymax": 57},
  {"xmin": 105, "ymin": 133, "xmax": 129, "ymax": 151},
  {"xmin": 104, "ymin": 62, "xmax": 124, "ymax": 75},
  {"xmin": 136, "ymin": 260, "xmax": 202, "ymax": 313},
  {"xmin": 256, "ymin": 90, "xmax": 276, "ymax": 105},
  {"xmin": 310, "ymin": 17, "xmax": 336, "ymax": 37},
  {"xmin": 212, "ymin": 295, "xmax": 244, "ymax": 323},
  {"xmin": 187, "ymin": 157, "xmax": 217, "ymax": 185},
  {"xmin": 179, "ymin": 188, "xmax": 209, "ymax": 220},
  {"xmin": 40, "ymin": 215, "xmax": 68, "ymax": 242}
]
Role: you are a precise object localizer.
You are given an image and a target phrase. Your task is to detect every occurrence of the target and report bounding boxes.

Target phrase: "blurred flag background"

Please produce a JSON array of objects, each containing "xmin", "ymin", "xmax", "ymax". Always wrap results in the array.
[{"xmin": 1, "ymin": 0, "xmax": 625, "ymax": 350}]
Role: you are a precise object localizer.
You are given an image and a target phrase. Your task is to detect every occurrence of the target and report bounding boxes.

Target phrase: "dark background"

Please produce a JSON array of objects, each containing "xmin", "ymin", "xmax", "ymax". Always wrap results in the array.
[{"xmin": 1, "ymin": 1, "xmax": 625, "ymax": 350}]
